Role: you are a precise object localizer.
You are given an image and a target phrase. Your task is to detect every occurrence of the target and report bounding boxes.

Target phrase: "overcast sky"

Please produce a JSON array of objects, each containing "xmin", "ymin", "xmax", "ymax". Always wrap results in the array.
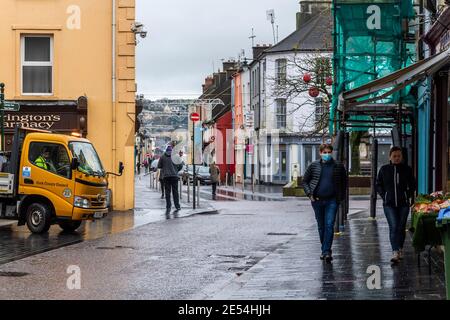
[{"xmin": 136, "ymin": 0, "xmax": 300, "ymax": 100}]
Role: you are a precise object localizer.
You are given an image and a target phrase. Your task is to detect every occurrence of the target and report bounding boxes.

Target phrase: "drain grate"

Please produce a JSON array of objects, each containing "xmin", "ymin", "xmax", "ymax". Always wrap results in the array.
[
  {"xmin": 96, "ymin": 246, "xmax": 135, "ymax": 250},
  {"xmin": 0, "ymin": 271, "xmax": 29, "ymax": 277},
  {"xmin": 215, "ymin": 254, "xmax": 247, "ymax": 259},
  {"xmin": 267, "ymin": 232, "xmax": 298, "ymax": 236}
]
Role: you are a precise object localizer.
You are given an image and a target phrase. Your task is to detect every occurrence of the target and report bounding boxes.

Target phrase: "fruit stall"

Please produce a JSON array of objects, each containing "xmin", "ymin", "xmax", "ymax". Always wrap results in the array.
[
  {"xmin": 411, "ymin": 191, "xmax": 450, "ymax": 299},
  {"xmin": 411, "ymin": 191, "xmax": 450, "ymax": 253}
]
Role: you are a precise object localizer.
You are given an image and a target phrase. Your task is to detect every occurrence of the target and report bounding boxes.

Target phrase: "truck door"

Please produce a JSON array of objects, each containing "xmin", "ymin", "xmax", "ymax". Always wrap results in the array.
[{"xmin": 21, "ymin": 142, "xmax": 75, "ymax": 217}]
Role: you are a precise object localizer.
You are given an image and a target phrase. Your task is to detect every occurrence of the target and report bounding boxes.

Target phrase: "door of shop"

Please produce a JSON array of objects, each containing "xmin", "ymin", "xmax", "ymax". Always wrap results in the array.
[{"xmin": 273, "ymin": 147, "xmax": 288, "ymax": 183}]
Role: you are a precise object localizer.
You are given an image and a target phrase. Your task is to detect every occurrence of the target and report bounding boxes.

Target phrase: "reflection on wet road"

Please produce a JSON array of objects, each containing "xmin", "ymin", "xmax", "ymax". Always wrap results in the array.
[{"xmin": 0, "ymin": 208, "xmax": 184, "ymax": 266}]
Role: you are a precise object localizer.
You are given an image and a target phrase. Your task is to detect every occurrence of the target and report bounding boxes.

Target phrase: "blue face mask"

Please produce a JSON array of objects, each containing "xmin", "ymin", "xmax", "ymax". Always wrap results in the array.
[{"xmin": 321, "ymin": 154, "xmax": 332, "ymax": 162}]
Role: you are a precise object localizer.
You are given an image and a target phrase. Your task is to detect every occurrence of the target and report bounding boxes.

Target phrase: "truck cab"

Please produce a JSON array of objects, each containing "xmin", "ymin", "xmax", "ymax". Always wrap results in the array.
[{"xmin": 0, "ymin": 128, "xmax": 122, "ymax": 233}]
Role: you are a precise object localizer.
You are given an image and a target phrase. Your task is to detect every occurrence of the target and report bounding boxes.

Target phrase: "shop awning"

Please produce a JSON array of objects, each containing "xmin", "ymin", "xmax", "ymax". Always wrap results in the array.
[{"xmin": 339, "ymin": 46, "xmax": 450, "ymax": 111}]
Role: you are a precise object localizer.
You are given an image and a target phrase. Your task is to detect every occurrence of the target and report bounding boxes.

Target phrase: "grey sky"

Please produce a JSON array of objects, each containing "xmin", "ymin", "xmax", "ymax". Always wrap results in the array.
[{"xmin": 136, "ymin": 0, "xmax": 300, "ymax": 100}]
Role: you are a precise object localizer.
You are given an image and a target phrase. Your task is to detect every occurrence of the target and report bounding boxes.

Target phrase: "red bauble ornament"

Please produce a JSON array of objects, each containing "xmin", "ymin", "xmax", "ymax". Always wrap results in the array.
[
  {"xmin": 303, "ymin": 73, "xmax": 312, "ymax": 83},
  {"xmin": 326, "ymin": 77, "xmax": 333, "ymax": 86},
  {"xmin": 309, "ymin": 87, "xmax": 319, "ymax": 97}
]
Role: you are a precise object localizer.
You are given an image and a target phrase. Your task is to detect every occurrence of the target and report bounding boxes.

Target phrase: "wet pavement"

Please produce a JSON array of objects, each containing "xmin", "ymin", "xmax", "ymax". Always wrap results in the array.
[{"xmin": 200, "ymin": 210, "xmax": 446, "ymax": 300}]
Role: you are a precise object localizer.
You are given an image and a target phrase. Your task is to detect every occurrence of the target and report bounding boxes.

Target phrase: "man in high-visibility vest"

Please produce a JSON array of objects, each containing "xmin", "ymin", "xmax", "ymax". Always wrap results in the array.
[{"xmin": 35, "ymin": 147, "xmax": 57, "ymax": 173}]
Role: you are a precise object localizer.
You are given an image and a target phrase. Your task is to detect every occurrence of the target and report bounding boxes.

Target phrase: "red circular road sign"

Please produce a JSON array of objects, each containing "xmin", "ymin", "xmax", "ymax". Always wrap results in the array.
[{"xmin": 190, "ymin": 112, "xmax": 200, "ymax": 122}]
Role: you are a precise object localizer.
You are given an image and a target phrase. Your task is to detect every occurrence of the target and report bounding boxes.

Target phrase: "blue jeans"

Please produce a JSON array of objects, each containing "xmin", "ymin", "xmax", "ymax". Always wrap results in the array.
[
  {"xmin": 383, "ymin": 206, "xmax": 410, "ymax": 251},
  {"xmin": 311, "ymin": 199, "xmax": 338, "ymax": 256}
]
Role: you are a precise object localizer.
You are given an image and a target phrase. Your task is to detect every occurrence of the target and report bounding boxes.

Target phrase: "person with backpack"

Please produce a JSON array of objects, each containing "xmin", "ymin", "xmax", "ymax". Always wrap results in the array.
[{"xmin": 158, "ymin": 145, "xmax": 183, "ymax": 213}]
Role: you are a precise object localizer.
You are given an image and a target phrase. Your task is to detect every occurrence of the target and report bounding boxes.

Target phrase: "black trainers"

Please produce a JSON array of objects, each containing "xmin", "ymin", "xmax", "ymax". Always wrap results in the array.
[
  {"xmin": 325, "ymin": 255, "xmax": 333, "ymax": 263},
  {"xmin": 320, "ymin": 254, "xmax": 325, "ymax": 260}
]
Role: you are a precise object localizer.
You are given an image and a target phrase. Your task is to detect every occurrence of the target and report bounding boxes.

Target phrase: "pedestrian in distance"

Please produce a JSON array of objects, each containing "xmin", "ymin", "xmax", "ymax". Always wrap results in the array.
[
  {"xmin": 156, "ymin": 167, "xmax": 165, "ymax": 199},
  {"xmin": 143, "ymin": 158, "xmax": 148, "ymax": 174},
  {"xmin": 136, "ymin": 160, "xmax": 141, "ymax": 175},
  {"xmin": 302, "ymin": 143, "xmax": 347, "ymax": 263},
  {"xmin": 158, "ymin": 145, "xmax": 183, "ymax": 213},
  {"xmin": 376, "ymin": 146, "xmax": 416, "ymax": 264},
  {"xmin": 209, "ymin": 162, "xmax": 220, "ymax": 200}
]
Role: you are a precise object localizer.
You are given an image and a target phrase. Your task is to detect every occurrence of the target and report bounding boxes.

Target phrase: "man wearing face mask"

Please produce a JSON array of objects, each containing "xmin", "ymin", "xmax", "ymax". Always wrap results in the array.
[{"xmin": 302, "ymin": 143, "xmax": 348, "ymax": 263}]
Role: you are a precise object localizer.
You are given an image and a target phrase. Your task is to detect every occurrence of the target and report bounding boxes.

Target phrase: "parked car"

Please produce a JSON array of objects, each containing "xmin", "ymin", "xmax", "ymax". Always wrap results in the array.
[
  {"xmin": 196, "ymin": 165, "xmax": 212, "ymax": 185},
  {"xmin": 150, "ymin": 159, "xmax": 159, "ymax": 172},
  {"xmin": 181, "ymin": 165, "xmax": 211, "ymax": 185}
]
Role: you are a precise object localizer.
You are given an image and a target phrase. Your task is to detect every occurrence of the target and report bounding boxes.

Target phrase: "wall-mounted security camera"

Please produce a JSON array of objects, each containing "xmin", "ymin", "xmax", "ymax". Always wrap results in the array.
[{"xmin": 131, "ymin": 22, "xmax": 148, "ymax": 44}]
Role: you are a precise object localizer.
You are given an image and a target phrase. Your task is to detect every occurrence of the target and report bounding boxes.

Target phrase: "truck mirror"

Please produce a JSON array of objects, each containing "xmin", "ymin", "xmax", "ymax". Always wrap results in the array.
[
  {"xmin": 119, "ymin": 162, "xmax": 124, "ymax": 175},
  {"xmin": 71, "ymin": 157, "xmax": 79, "ymax": 170}
]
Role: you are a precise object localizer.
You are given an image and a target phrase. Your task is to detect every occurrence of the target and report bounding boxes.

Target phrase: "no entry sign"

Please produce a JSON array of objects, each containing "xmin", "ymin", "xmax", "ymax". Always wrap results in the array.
[{"xmin": 190, "ymin": 112, "xmax": 200, "ymax": 122}]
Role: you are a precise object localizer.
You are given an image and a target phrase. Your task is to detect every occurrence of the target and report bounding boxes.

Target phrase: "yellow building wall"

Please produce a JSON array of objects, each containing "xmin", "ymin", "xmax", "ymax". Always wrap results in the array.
[{"xmin": 0, "ymin": 0, "xmax": 136, "ymax": 210}]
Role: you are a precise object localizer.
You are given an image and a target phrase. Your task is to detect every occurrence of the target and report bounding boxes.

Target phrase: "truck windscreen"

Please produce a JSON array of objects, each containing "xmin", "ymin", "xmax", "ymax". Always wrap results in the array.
[{"xmin": 69, "ymin": 142, "xmax": 105, "ymax": 177}]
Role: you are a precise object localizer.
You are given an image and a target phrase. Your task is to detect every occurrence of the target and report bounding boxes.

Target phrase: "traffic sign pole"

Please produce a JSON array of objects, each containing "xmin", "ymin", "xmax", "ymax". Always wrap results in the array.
[
  {"xmin": 192, "ymin": 121, "xmax": 196, "ymax": 210},
  {"xmin": 0, "ymin": 83, "xmax": 5, "ymax": 151},
  {"xmin": 190, "ymin": 112, "xmax": 200, "ymax": 210}
]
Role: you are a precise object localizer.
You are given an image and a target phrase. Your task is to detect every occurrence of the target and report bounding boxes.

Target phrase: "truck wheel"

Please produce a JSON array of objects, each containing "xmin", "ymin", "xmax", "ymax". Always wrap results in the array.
[
  {"xmin": 26, "ymin": 203, "xmax": 52, "ymax": 234},
  {"xmin": 58, "ymin": 220, "xmax": 82, "ymax": 232}
]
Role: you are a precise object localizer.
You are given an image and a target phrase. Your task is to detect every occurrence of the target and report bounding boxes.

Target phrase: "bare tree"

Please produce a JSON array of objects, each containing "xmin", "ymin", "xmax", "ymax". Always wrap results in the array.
[
  {"xmin": 268, "ymin": 51, "xmax": 369, "ymax": 174},
  {"xmin": 268, "ymin": 50, "xmax": 332, "ymax": 138}
]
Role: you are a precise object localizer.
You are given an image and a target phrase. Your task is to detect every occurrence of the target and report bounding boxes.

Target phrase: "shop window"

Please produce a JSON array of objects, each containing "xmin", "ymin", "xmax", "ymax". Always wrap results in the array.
[{"xmin": 22, "ymin": 35, "xmax": 53, "ymax": 95}]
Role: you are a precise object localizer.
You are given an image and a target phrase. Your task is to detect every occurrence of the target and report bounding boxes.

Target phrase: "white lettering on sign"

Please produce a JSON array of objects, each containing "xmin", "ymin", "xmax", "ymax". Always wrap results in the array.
[
  {"xmin": 67, "ymin": 5, "xmax": 81, "ymax": 30},
  {"xmin": 4, "ymin": 114, "xmax": 61, "ymax": 130},
  {"xmin": 367, "ymin": 5, "xmax": 381, "ymax": 30}
]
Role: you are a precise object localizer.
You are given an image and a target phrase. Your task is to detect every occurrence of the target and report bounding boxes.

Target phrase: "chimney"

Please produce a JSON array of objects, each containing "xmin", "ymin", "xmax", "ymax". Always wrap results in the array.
[
  {"xmin": 202, "ymin": 76, "xmax": 214, "ymax": 93},
  {"xmin": 252, "ymin": 44, "xmax": 271, "ymax": 60},
  {"xmin": 219, "ymin": 71, "xmax": 227, "ymax": 85},
  {"xmin": 222, "ymin": 60, "xmax": 236, "ymax": 72},
  {"xmin": 297, "ymin": 1, "xmax": 332, "ymax": 30},
  {"xmin": 222, "ymin": 60, "xmax": 238, "ymax": 79},
  {"xmin": 213, "ymin": 72, "xmax": 221, "ymax": 87}
]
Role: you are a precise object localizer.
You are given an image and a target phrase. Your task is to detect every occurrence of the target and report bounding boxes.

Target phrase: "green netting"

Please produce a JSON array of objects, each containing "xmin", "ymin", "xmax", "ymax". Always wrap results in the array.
[{"xmin": 330, "ymin": 0, "xmax": 417, "ymax": 132}]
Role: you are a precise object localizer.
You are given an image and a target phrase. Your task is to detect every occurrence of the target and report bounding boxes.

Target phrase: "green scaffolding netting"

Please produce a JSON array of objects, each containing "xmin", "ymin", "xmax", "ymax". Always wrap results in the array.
[{"xmin": 330, "ymin": 0, "xmax": 417, "ymax": 132}]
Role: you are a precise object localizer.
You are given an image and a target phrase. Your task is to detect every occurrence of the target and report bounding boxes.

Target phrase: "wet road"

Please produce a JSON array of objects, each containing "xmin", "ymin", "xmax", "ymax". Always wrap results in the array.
[
  {"xmin": 0, "ymin": 177, "xmax": 219, "ymax": 266},
  {"xmin": 0, "ymin": 210, "xmax": 154, "ymax": 266}
]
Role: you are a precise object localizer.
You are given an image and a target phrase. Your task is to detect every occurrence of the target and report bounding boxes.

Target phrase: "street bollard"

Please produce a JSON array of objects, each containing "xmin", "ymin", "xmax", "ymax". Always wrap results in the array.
[
  {"xmin": 187, "ymin": 177, "xmax": 190, "ymax": 203},
  {"xmin": 225, "ymin": 173, "xmax": 228, "ymax": 187},
  {"xmin": 252, "ymin": 174, "xmax": 255, "ymax": 194},
  {"xmin": 197, "ymin": 179, "xmax": 200, "ymax": 207},
  {"xmin": 151, "ymin": 172, "xmax": 154, "ymax": 189},
  {"xmin": 242, "ymin": 176, "xmax": 245, "ymax": 192},
  {"xmin": 148, "ymin": 172, "xmax": 152, "ymax": 189}
]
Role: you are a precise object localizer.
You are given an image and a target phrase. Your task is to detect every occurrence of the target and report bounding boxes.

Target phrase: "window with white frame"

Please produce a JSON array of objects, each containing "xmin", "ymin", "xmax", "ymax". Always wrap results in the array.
[
  {"xmin": 22, "ymin": 35, "xmax": 53, "ymax": 95},
  {"xmin": 315, "ymin": 97, "xmax": 324, "ymax": 123},
  {"xmin": 275, "ymin": 59, "xmax": 287, "ymax": 85},
  {"xmin": 276, "ymin": 99, "xmax": 287, "ymax": 129}
]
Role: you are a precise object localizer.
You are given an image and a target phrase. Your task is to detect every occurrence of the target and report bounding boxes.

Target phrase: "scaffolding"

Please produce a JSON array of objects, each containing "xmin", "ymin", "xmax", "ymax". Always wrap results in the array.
[
  {"xmin": 330, "ymin": 0, "xmax": 417, "ymax": 134},
  {"xmin": 330, "ymin": 0, "xmax": 418, "ymax": 225}
]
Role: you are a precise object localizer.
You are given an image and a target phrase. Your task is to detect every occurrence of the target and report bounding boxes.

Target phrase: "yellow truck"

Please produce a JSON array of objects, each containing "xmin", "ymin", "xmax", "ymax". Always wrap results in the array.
[{"xmin": 0, "ymin": 127, "xmax": 123, "ymax": 233}]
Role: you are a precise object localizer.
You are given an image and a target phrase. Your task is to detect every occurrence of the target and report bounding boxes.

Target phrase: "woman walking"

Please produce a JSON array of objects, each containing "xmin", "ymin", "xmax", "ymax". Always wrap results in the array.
[
  {"xmin": 210, "ymin": 162, "xmax": 220, "ymax": 200},
  {"xmin": 376, "ymin": 146, "xmax": 416, "ymax": 264}
]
